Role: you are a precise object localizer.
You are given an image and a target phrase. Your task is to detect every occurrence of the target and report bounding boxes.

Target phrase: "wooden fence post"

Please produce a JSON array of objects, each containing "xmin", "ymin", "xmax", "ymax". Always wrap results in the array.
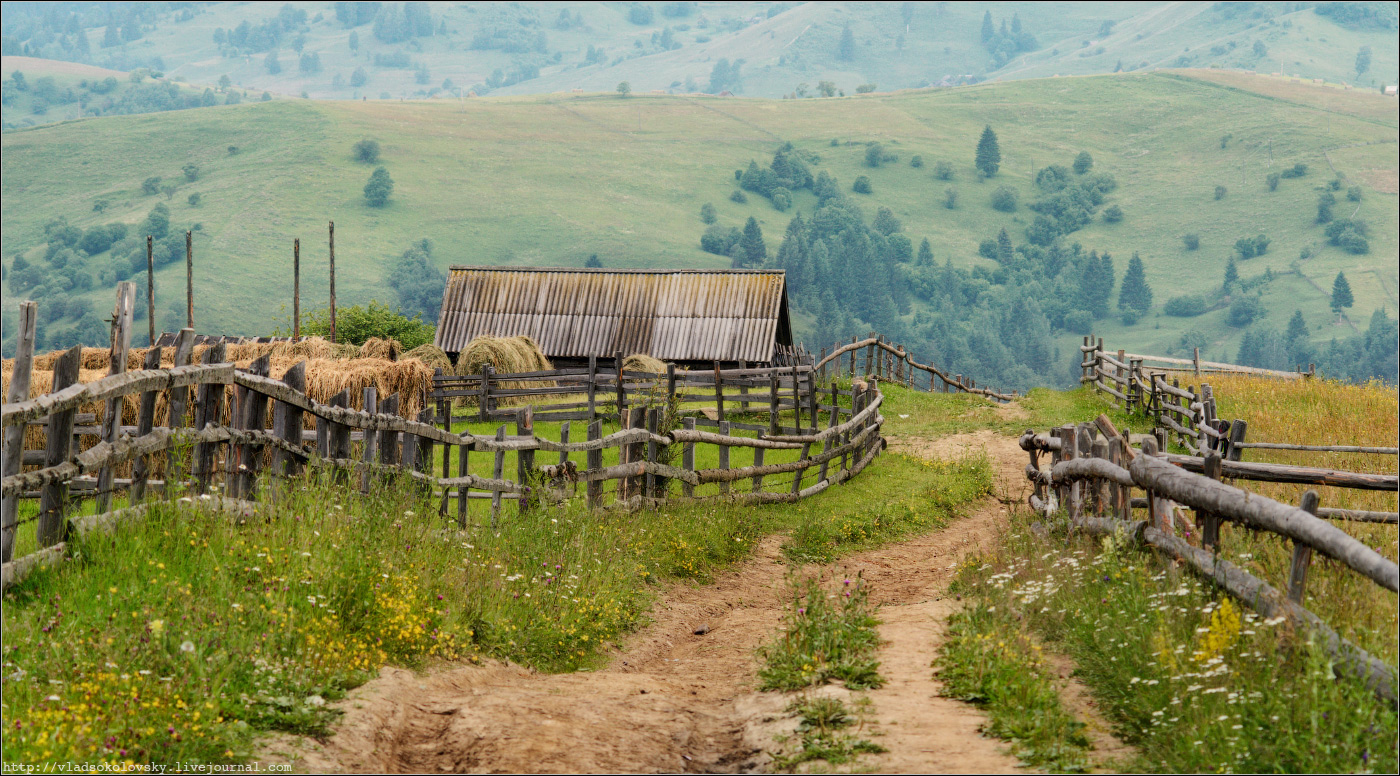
[
  {"xmin": 1064, "ymin": 424, "xmax": 1081, "ymax": 523},
  {"xmin": 239, "ymin": 355, "xmax": 271, "ymax": 499},
  {"xmin": 768, "ymin": 371, "xmax": 780, "ymax": 436},
  {"xmin": 587, "ymin": 355, "xmax": 598, "ymax": 422},
  {"xmin": 273, "ymin": 361, "xmax": 306, "ymax": 479},
  {"xmin": 517, "ymin": 408, "xmax": 534, "ymax": 514},
  {"xmin": 587, "ymin": 420, "xmax": 603, "ymax": 508},
  {"xmin": 1, "ymin": 301, "xmax": 37, "ymax": 562},
  {"xmin": 712, "ymin": 361, "xmax": 725, "ymax": 423},
  {"xmin": 558, "ymin": 421, "xmax": 571, "ymax": 468},
  {"xmin": 192, "ymin": 342, "xmax": 226, "ymax": 495},
  {"xmin": 377, "ymin": 394, "xmax": 401, "ymax": 468},
  {"xmin": 164, "ymin": 328, "xmax": 196, "ymax": 495},
  {"xmin": 717, "ymin": 421, "xmax": 731, "ymax": 496},
  {"xmin": 849, "ymin": 336, "xmax": 857, "ymax": 378},
  {"xmin": 38, "ymin": 345, "xmax": 81, "ymax": 548},
  {"xmin": 1110, "ymin": 436, "xmax": 1129, "ymax": 521},
  {"xmin": 456, "ymin": 436, "xmax": 470, "ymax": 528},
  {"xmin": 96, "ymin": 281, "xmax": 135, "ymax": 514},
  {"xmin": 615, "ymin": 351, "xmax": 625, "ymax": 419},
  {"xmin": 645, "ymin": 408, "xmax": 659, "ymax": 500},
  {"xmin": 1287, "ymin": 490, "xmax": 1320, "ymax": 603},
  {"xmin": 666, "ymin": 363, "xmax": 677, "ymax": 409},
  {"xmin": 360, "ymin": 388, "xmax": 378, "ymax": 493},
  {"xmin": 1092, "ymin": 437, "xmax": 1111, "ymax": 517},
  {"xmin": 681, "ymin": 417, "xmax": 695, "ymax": 498},
  {"xmin": 1226, "ymin": 419, "xmax": 1248, "ymax": 462},
  {"xmin": 416, "ymin": 408, "xmax": 435, "ymax": 475},
  {"xmin": 1200, "ymin": 452, "xmax": 1223, "ymax": 550},
  {"xmin": 129, "ymin": 347, "xmax": 163, "ymax": 504},
  {"xmin": 490, "ymin": 425, "xmax": 505, "ymax": 528},
  {"xmin": 751, "ymin": 436, "xmax": 765, "ymax": 493},
  {"xmin": 478, "ymin": 364, "xmax": 492, "ymax": 422}
]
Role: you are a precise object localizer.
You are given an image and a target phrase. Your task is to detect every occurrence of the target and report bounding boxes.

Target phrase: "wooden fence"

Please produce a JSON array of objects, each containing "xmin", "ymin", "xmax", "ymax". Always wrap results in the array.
[
  {"xmin": 813, "ymin": 335, "xmax": 1016, "ymax": 402},
  {"xmin": 1020, "ymin": 415, "xmax": 1398, "ymax": 701},
  {"xmin": 1, "ymin": 287, "xmax": 890, "ymax": 590}
]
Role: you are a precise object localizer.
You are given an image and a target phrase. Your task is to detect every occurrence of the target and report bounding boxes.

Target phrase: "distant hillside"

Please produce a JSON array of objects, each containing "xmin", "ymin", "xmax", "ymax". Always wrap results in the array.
[
  {"xmin": 3, "ymin": 70, "xmax": 1395, "ymax": 386},
  {"xmin": 1, "ymin": 1, "xmax": 1394, "ymax": 132}
]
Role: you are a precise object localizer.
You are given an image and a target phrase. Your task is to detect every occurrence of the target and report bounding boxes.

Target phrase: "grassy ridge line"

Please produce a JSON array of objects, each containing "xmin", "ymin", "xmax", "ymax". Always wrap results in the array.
[
  {"xmin": 1, "ymin": 73, "xmax": 1395, "ymax": 362},
  {"xmin": 1166, "ymin": 71, "xmax": 1400, "ymax": 129}
]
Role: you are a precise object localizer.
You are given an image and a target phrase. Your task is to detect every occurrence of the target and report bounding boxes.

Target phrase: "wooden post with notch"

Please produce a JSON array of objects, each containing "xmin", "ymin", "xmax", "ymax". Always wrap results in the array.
[
  {"xmin": 490, "ymin": 425, "xmax": 505, "ymax": 528},
  {"xmin": 717, "ymin": 421, "xmax": 731, "ymax": 496},
  {"xmin": 360, "ymin": 388, "xmax": 378, "ymax": 493},
  {"xmin": 1, "ymin": 301, "xmax": 37, "ymax": 562},
  {"xmin": 38, "ymin": 345, "xmax": 81, "ymax": 548},
  {"xmin": 1287, "ymin": 490, "xmax": 1320, "ymax": 603},
  {"xmin": 238, "ymin": 355, "xmax": 271, "ymax": 498},
  {"xmin": 96, "ymin": 281, "xmax": 136, "ymax": 514},
  {"xmin": 273, "ymin": 361, "xmax": 306, "ymax": 479},
  {"xmin": 517, "ymin": 408, "xmax": 534, "ymax": 514},
  {"xmin": 192, "ymin": 341, "xmax": 226, "ymax": 495},
  {"xmin": 129, "ymin": 346, "xmax": 163, "ymax": 504},
  {"xmin": 1200, "ymin": 452, "xmax": 1223, "ymax": 549}
]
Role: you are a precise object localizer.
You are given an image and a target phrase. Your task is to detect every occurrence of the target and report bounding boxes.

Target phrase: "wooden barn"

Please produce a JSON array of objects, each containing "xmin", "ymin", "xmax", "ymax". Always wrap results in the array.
[{"xmin": 433, "ymin": 266, "xmax": 794, "ymax": 367}]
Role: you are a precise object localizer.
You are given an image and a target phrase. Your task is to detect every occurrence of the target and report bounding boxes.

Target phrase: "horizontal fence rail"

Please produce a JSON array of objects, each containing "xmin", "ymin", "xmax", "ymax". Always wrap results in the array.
[{"xmin": 1020, "ymin": 415, "xmax": 1398, "ymax": 701}]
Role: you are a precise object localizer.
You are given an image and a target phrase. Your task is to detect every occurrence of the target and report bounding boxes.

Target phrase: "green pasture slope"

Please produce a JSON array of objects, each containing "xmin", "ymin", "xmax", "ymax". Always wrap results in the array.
[{"xmin": 2, "ymin": 70, "xmax": 1396, "ymax": 364}]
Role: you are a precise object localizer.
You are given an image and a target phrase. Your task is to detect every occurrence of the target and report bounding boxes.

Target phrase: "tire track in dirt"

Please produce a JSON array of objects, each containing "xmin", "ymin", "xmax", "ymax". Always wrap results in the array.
[{"xmin": 258, "ymin": 433, "xmax": 1035, "ymax": 773}]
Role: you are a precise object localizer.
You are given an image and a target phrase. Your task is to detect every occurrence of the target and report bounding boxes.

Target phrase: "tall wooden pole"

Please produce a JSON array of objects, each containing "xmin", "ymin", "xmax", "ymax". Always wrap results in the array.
[
  {"xmin": 293, "ymin": 238, "xmax": 301, "ymax": 341},
  {"xmin": 146, "ymin": 235, "xmax": 154, "ymax": 345},
  {"xmin": 328, "ymin": 220, "xmax": 337, "ymax": 343},
  {"xmin": 185, "ymin": 230, "xmax": 194, "ymax": 329}
]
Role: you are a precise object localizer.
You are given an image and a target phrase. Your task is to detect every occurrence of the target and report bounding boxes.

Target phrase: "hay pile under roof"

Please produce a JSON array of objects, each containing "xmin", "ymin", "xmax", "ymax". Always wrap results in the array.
[
  {"xmin": 622, "ymin": 354, "xmax": 666, "ymax": 374},
  {"xmin": 454, "ymin": 335, "xmax": 552, "ymax": 376},
  {"xmin": 360, "ymin": 337, "xmax": 401, "ymax": 361}
]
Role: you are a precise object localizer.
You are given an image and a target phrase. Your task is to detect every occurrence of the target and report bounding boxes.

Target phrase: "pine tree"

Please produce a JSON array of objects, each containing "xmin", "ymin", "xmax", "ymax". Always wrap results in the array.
[
  {"xmin": 839, "ymin": 24, "xmax": 855, "ymax": 61},
  {"xmin": 1330, "ymin": 271, "xmax": 1354, "ymax": 313},
  {"xmin": 1224, "ymin": 257, "xmax": 1239, "ymax": 287},
  {"xmin": 916, "ymin": 238, "xmax": 933, "ymax": 266},
  {"xmin": 975, "ymin": 125, "xmax": 1001, "ymax": 177},
  {"xmin": 980, "ymin": 11, "xmax": 994, "ymax": 42},
  {"xmin": 995, "ymin": 228, "xmax": 1014, "ymax": 264},
  {"xmin": 741, "ymin": 217, "xmax": 767, "ymax": 266},
  {"xmin": 1285, "ymin": 310, "xmax": 1308, "ymax": 345},
  {"xmin": 1118, "ymin": 252, "xmax": 1153, "ymax": 313},
  {"xmin": 775, "ymin": 215, "xmax": 809, "ymax": 290}
]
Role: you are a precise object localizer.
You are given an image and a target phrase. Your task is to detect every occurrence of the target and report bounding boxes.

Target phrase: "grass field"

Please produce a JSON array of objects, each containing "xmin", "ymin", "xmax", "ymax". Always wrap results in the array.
[{"xmin": 2, "ymin": 70, "xmax": 1396, "ymax": 368}]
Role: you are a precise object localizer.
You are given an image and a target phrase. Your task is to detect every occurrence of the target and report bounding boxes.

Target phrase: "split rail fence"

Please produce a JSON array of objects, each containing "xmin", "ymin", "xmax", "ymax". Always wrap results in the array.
[
  {"xmin": 1020, "ymin": 415, "xmax": 1398, "ymax": 701},
  {"xmin": 1, "ymin": 286, "xmax": 890, "ymax": 590},
  {"xmin": 1080, "ymin": 337, "xmax": 1398, "ymax": 525}
]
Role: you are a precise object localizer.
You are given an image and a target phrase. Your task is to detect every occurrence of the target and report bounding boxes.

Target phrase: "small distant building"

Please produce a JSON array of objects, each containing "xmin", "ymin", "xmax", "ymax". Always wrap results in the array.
[
  {"xmin": 434, "ymin": 266, "xmax": 793, "ymax": 367},
  {"xmin": 1384, "ymin": 85, "xmax": 1398, "ymax": 96}
]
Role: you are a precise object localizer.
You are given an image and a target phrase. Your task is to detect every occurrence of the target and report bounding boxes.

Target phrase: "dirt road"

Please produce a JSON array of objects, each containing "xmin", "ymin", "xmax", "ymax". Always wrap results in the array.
[{"xmin": 262, "ymin": 433, "xmax": 1039, "ymax": 773}]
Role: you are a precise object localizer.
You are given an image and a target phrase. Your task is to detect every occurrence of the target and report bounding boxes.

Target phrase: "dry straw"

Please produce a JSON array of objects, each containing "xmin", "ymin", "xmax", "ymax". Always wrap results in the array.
[{"xmin": 622, "ymin": 353, "xmax": 666, "ymax": 374}]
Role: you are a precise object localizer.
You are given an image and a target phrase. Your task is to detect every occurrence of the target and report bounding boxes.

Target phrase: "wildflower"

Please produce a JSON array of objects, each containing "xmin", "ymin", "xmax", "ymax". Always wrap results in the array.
[
  {"xmin": 180, "ymin": 641, "xmax": 196, "ymax": 654},
  {"xmin": 150, "ymin": 620, "xmax": 165, "ymax": 636}
]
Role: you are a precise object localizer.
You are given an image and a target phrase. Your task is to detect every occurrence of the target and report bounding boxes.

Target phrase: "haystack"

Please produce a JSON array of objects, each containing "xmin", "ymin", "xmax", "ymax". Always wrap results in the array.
[
  {"xmin": 402, "ymin": 344, "xmax": 453, "ymax": 371},
  {"xmin": 622, "ymin": 354, "xmax": 666, "ymax": 374},
  {"xmin": 359, "ymin": 337, "xmax": 401, "ymax": 361},
  {"xmin": 454, "ymin": 335, "xmax": 552, "ymax": 376}
]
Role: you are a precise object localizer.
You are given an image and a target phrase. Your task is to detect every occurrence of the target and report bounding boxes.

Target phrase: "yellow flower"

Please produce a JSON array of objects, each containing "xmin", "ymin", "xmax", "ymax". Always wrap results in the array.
[{"xmin": 150, "ymin": 619, "xmax": 165, "ymax": 635}]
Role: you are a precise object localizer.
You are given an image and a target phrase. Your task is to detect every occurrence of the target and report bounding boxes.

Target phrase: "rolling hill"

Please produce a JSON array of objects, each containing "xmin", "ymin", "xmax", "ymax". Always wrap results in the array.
[{"xmin": 2, "ymin": 69, "xmax": 1396, "ymax": 382}]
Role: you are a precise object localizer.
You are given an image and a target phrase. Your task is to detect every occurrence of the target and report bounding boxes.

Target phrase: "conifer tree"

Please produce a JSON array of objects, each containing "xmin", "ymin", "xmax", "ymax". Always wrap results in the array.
[
  {"xmin": 975, "ymin": 125, "xmax": 1001, "ymax": 177},
  {"xmin": 741, "ymin": 216, "xmax": 767, "ymax": 266},
  {"xmin": 1118, "ymin": 252, "xmax": 1153, "ymax": 313},
  {"xmin": 1224, "ymin": 256, "xmax": 1239, "ymax": 287},
  {"xmin": 1331, "ymin": 271, "xmax": 1354, "ymax": 313},
  {"xmin": 980, "ymin": 11, "xmax": 994, "ymax": 42},
  {"xmin": 839, "ymin": 24, "xmax": 855, "ymax": 61},
  {"xmin": 917, "ymin": 238, "xmax": 933, "ymax": 266},
  {"xmin": 995, "ymin": 228, "xmax": 1014, "ymax": 264}
]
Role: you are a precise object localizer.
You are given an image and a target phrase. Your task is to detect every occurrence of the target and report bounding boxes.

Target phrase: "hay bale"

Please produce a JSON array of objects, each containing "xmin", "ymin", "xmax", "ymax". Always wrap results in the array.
[
  {"xmin": 622, "ymin": 353, "xmax": 666, "ymax": 374},
  {"xmin": 455, "ymin": 335, "xmax": 552, "ymax": 376},
  {"xmin": 360, "ymin": 337, "xmax": 401, "ymax": 361},
  {"xmin": 402, "ymin": 344, "xmax": 453, "ymax": 371}
]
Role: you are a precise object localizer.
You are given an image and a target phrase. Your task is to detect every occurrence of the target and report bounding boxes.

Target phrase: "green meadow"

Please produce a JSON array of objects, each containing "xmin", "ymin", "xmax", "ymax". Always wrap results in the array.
[{"xmin": 2, "ymin": 70, "xmax": 1396, "ymax": 364}]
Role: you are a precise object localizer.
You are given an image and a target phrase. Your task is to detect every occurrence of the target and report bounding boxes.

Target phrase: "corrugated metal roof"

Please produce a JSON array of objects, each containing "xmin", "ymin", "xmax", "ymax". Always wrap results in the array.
[{"xmin": 434, "ymin": 267, "xmax": 791, "ymax": 363}]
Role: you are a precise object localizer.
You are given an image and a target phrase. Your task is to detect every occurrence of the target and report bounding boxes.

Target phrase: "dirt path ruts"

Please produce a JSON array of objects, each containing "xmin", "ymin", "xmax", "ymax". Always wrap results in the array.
[{"xmin": 258, "ymin": 433, "xmax": 1040, "ymax": 773}]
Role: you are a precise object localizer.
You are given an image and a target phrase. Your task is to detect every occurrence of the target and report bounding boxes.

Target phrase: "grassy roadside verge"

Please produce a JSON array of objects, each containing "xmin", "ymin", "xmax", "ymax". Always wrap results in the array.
[
  {"xmin": 945, "ymin": 507, "xmax": 1399, "ymax": 773},
  {"xmin": 1, "ymin": 384, "xmax": 998, "ymax": 769},
  {"xmin": 937, "ymin": 604, "xmax": 1092, "ymax": 772}
]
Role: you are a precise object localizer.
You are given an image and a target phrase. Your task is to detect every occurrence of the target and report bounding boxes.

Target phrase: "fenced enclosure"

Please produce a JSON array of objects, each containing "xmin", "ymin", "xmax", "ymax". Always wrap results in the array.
[
  {"xmin": 1020, "ymin": 415, "xmax": 1398, "ymax": 700},
  {"xmin": 1, "ymin": 286, "xmax": 895, "ymax": 590}
]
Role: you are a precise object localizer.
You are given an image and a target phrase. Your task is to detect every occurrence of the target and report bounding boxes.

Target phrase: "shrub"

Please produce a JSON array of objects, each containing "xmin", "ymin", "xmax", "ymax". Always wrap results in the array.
[
  {"xmin": 1346, "ymin": 185, "xmax": 1362, "ymax": 202},
  {"xmin": 990, "ymin": 186, "xmax": 1017, "ymax": 212},
  {"xmin": 910, "ymin": 155, "xmax": 923, "ymax": 168},
  {"xmin": 352, "ymin": 139, "xmax": 381, "ymax": 163},
  {"xmin": 771, "ymin": 188, "xmax": 792, "ymax": 212},
  {"xmin": 182, "ymin": 163, "xmax": 200, "ymax": 182},
  {"xmin": 1034, "ymin": 165, "xmax": 1071, "ymax": 192},
  {"xmin": 852, "ymin": 175, "xmax": 872, "ymax": 194},
  {"xmin": 142, "ymin": 176, "xmax": 161, "ymax": 195},
  {"xmin": 300, "ymin": 300, "xmax": 433, "ymax": 348},
  {"xmin": 1120, "ymin": 308, "xmax": 1141, "ymax": 325},
  {"xmin": 933, "ymin": 161, "xmax": 954, "ymax": 180},
  {"xmin": 864, "ymin": 143, "xmax": 884, "ymax": 168},
  {"xmin": 1213, "ymin": 185, "xmax": 1227, "ymax": 200},
  {"xmin": 729, "ymin": 189, "xmax": 747, "ymax": 204},
  {"xmin": 943, "ymin": 187, "xmax": 958, "ymax": 209},
  {"xmin": 1062, "ymin": 309, "xmax": 1093, "ymax": 334},
  {"xmin": 1228, "ymin": 295, "xmax": 1265, "ymax": 327},
  {"xmin": 188, "ymin": 193, "xmax": 201, "ymax": 207},
  {"xmin": 1073, "ymin": 151, "xmax": 1093, "ymax": 175},
  {"xmin": 1103, "ymin": 204, "xmax": 1123, "ymax": 223},
  {"xmin": 1279, "ymin": 162, "xmax": 1307, "ymax": 178},
  {"xmin": 1182, "ymin": 233, "xmax": 1200, "ymax": 251},
  {"xmin": 1164, "ymin": 295, "xmax": 1208, "ymax": 317},
  {"xmin": 363, "ymin": 166, "xmax": 394, "ymax": 207},
  {"xmin": 699, "ymin": 202, "xmax": 717, "ymax": 224},
  {"xmin": 1266, "ymin": 172, "xmax": 1280, "ymax": 191},
  {"xmin": 1325, "ymin": 220, "xmax": 1370, "ymax": 254}
]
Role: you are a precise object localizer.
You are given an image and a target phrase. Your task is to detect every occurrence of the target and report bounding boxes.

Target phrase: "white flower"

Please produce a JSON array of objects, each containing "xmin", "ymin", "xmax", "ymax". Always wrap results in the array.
[
  {"xmin": 305, "ymin": 695, "xmax": 325, "ymax": 707},
  {"xmin": 180, "ymin": 641, "xmax": 196, "ymax": 654},
  {"xmin": 46, "ymin": 695, "xmax": 60, "ymax": 701},
  {"xmin": 404, "ymin": 511, "xmax": 415, "ymax": 517}
]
